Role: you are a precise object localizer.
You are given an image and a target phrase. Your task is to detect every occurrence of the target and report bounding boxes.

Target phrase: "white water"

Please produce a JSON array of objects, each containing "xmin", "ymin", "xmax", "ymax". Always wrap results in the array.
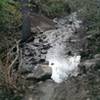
[
  {"xmin": 48, "ymin": 55, "xmax": 81, "ymax": 83},
  {"xmin": 44, "ymin": 12, "xmax": 82, "ymax": 83}
]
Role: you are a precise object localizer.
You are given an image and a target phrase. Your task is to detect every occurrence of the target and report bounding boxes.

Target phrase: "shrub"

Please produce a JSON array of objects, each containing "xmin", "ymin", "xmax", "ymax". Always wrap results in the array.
[
  {"xmin": 0, "ymin": 0, "xmax": 21, "ymax": 32},
  {"xmin": 34, "ymin": 0, "xmax": 71, "ymax": 17}
]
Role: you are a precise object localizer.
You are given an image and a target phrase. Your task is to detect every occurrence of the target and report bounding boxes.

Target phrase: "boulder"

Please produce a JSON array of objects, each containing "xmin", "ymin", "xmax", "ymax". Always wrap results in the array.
[
  {"xmin": 26, "ymin": 64, "xmax": 52, "ymax": 80},
  {"xmin": 19, "ymin": 59, "xmax": 34, "ymax": 73},
  {"xmin": 94, "ymin": 54, "xmax": 100, "ymax": 59},
  {"xmin": 30, "ymin": 14, "xmax": 56, "ymax": 33},
  {"xmin": 79, "ymin": 58, "xmax": 100, "ymax": 74}
]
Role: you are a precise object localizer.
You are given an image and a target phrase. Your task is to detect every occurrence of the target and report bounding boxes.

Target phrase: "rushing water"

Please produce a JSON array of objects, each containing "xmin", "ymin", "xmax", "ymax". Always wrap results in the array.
[{"xmin": 44, "ymin": 12, "xmax": 82, "ymax": 83}]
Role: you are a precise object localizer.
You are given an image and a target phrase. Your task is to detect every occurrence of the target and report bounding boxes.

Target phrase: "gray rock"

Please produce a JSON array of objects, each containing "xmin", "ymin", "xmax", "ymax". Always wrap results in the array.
[
  {"xmin": 34, "ymin": 38, "xmax": 39, "ymax": 44},
  {"xmin": 19, "ymin": 59, "xmax": 34, "ymax": 73},
  {"xmin": 43, "ymin": 44, "xmax": 51, "ymax": 49},
  {"xmin": 40, "ymin": 54, "xmax": 46, "ymax": 60},
  {"xmin": 41, "ymin": 50, "xmax": 47, "ymax": 54},
  {"xmin": 79, "ymin": 58, "xmax": 100, "ymax": 74},
  {"xmin": 94, "ymin": 54, "xmax": 100, "ymax": 59},
  {"xmin": 26, "ymin": 64, "xmax": 52, "ymax": 80}
]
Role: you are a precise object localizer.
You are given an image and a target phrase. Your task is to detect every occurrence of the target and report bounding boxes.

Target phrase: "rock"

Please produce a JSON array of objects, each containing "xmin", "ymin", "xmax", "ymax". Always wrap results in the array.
[
  {"xmin": 41, "ymin": 49, "xmax": 47, "ymax": 54},
  {"xmin": 34, "ymin": 38, "xmax": 39, "ymax": 44},
  {"xmin": 26, "ymin": 64, "xmax": 52, "ymax": 80},
  {"xmin": 43, "ymin": 44, "xmax": 51, "ymax": 49},
  {"xmin": 94, "ymin": 54, "xmax": 100, "ymax": 59},
  {"xmin": 41, "ymin": 35, "xmax": 47, "ymax": 39},
  {"xmin": 33, "ymin": 38, "xmax": 41, "ymax": 47},
  {"xmin": 24, "ymin": 76, "xmax": 89, "ymax": 100},
  {"xmin": 39, "ymin": 35, "xmax": 47, "ymax": 42},
  {"xmin": 19, "ymin": 59, "xmax": 34, "ymax": 73},
  {"xmin": 30, "ymin": 14, "xmax": 56, "ymax": 33},
  {"xmin": 39, "ymin": 55, "xmax": 46, "ymax": 63},
  {"xmin": 24, "ymin": 49, "xmax": 31, "ymax": 56},
  {"xmin": 79, "ymin": 58, "xmax": 100, "ymax": 74},
  {"xmin": 41, "ymin": 64, "xmax": 52, "ymax": 74},
  {"xmin": 33, "ymin": 56, "xmax": 41, "ymax": 63},
  {"xmin": 33, "ymin": 43, "xmax": 41, "ymax": 47}
]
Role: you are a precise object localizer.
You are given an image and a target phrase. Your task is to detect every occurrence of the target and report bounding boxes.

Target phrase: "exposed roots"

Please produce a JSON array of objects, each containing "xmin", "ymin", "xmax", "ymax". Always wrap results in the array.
[{"xmin": 0, "ymin": 40, "xmax": 25, "ymax": 93}]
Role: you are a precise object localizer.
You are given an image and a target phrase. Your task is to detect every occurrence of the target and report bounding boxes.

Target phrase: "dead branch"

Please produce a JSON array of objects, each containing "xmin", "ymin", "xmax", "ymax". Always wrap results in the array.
[
  {"xmin": 8, "ymin": 40, "xmax": 20, "ymax": 78},
  {"xmin": 7, "ymin": 40, "xmax": 21, "ymax": 56}
]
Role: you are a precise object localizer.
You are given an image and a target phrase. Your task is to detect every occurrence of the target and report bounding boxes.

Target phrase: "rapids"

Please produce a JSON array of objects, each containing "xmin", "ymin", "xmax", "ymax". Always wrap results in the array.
[{"xmin": 44, "ymin": 12, "xmax": 82, "ymax": 83}]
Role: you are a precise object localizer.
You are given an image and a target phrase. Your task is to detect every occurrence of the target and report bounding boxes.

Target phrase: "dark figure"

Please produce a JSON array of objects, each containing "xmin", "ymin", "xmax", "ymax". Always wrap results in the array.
[
  {"xmin": 21, "ymin": 14, "xmax": 31, "ymax": 43},
  {"xmin": 20, "ymin": 0, "xmax": 32, "ymax": 44},
  {"xmin": 65, "ymin": 3, "xmax": 71, "ymax": 14}
]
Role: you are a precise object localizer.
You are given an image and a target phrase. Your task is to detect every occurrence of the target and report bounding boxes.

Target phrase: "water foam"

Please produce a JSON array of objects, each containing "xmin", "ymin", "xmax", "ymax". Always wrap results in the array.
[
  {"xmin": 48, "ymin": 55, "xmax": 81, "ymax": 83},
  {"xmin": 45, "ymin": 12, "xmax": 82, "ymax": 83}
]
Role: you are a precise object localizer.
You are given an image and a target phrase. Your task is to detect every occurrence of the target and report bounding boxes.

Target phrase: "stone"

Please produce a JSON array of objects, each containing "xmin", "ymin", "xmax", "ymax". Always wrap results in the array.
[
  {"xmin": 26, "ymin": 64, "xmax": 52, "ymax": 80},
  {"xmin": 79, "ymin": 58, "xmax": 100, "ymax": 74},
  {"xmin": 43, "ymin": 44, "xmax": 51, "ymax": 49},
  {"xmin": 19, "ymin": 60, "xmax": 34, "ymax": 73},
  {"xmin": 34, "ymin": 38, "xmax": 39, "ymax": 44},
  {"xmin": 41, "ymin": 50, "xmax": 47, "ymax": 54},
  {"xmin": 41, "ymin": 64, "xmax": 52, "ymax": 74},
  {"xmin": 39, "ymin": 55, "xmax": 46, "ymax": 63},
  {"xmin": 94, "ymin": 54, "xmax": 100, "ymax": 59},
  {"xmin": 24, "ymin": 49, "xmax": 31, "ymax": 56},
  {"xmin": 30, "ymin": 14, "xmax": 56, "ymax": 33}
]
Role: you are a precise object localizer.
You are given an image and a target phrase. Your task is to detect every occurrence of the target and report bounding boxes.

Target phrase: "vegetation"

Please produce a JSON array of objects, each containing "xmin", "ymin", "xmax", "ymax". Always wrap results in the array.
[
  {"xmin": 0, "ymin": 0, "xmax": 21, "ymax": 32},
  {"xmin": 67, "ymin": 0, "xmax": 100, "ymax": 57},
  {"xmin": 0, "ymin": 1, "xmax": 22, "ymax": 100},
  {"xmin": 0, "ymin": 0, "xmax": 100, "ymax": 99},
  {"xmin": 32, "ymin": 0, "xmax": 71, "ymax": 17}
]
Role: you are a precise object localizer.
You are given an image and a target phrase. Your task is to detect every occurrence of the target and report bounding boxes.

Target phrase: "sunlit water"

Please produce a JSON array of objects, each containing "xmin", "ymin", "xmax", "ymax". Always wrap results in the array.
[{"xmin": 44, "ymin": 12, "xmax": 82, "ymax": 83}]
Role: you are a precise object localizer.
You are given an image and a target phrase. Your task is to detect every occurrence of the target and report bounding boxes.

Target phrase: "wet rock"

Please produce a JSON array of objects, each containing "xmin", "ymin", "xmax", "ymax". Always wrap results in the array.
[
  {"xmin": 39, "ymin": 55, "xmax": 46, "ymax": 63},
  {"xmin": 34, "ymin": 38, "xmax": 39, "ymax": 44},
  {"xmin": 33, "ymin": 56, "xmax": 41, "ymax": 63},
  {"xmin": 39, "ymin": 35, "xmax": 47, "ymax": 42},
  {"xmin": 26, "ymin": 64, "xmax": 52, "ymax": 80},
  {"xmin": 41, "ymin": 35, "xmax": 47, "ymax": 39},
  {"xmin": 41, "ymin": 49, "xmax": 47, "ymax": 54},
  {"xmin": 43, "ymin": 44, "xmax": 51, "ymax": 49}
]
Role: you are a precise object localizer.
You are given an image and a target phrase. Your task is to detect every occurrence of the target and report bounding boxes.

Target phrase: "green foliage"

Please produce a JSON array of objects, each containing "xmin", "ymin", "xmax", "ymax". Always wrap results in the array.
[
  {"xmin": 0, "ymin": 0, "xmax": 21, "ymax": 32},
  {"xmin": 36, "ymin": 0, "xmax": 70, "ymax": 17}
]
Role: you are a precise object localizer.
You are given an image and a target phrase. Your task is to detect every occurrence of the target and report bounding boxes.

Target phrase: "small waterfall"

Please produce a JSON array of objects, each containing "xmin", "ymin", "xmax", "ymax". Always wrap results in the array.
[{"xmin": 44, "ymin": 12, "xmax": 82, "ymax": 83}]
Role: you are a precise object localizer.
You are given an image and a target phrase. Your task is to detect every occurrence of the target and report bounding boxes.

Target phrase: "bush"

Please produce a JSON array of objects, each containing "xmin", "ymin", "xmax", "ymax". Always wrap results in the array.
[
  {"xmin": 0, "ymin": 0, "xmax": 21, "ymax": 32},
  {"xmin": 34, "ymin": 0, "xmax": 71, "ymax": 17}
]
